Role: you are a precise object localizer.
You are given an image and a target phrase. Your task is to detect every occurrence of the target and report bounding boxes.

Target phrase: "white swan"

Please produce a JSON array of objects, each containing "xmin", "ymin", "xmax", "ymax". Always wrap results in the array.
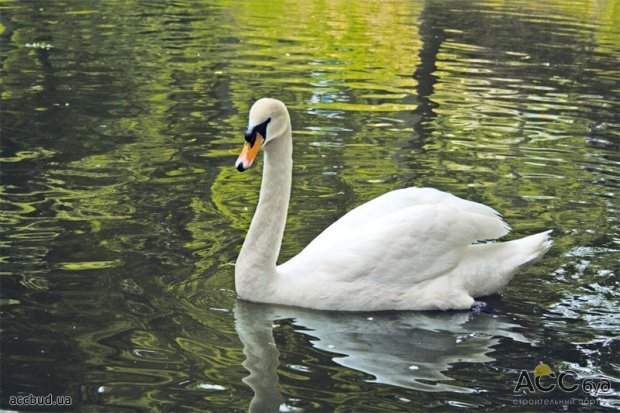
[{"xmin": 234, "ymin": 98, "xmax": 552, "ymax": 311}]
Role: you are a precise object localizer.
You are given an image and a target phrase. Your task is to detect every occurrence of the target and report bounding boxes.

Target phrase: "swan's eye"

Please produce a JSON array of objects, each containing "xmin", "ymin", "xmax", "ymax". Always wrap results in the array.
[
  {"xmin": 236, "ymin": 117, "xmax": 271, "ymax": 172},
  {"xmin": 245, "ymin": 118, "xmax": 271, "ymax": 147}
]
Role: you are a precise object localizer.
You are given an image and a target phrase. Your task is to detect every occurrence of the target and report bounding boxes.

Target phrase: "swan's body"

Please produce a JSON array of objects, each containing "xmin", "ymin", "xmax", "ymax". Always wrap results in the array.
[{"xmin": 235, "ymin": 98, "xmax": 552, "ymax": 311}]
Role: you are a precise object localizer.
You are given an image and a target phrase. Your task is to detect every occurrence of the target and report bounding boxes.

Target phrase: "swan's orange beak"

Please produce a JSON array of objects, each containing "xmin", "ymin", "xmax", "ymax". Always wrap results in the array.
[{"xmin": 236, "ymin": 132, "xmax": 263, "ymax": 172}]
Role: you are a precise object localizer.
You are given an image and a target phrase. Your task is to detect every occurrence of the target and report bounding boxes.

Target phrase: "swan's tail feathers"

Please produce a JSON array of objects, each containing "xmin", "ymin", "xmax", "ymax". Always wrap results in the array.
[
  {"xmin": 514, "ymin": 229, "xmax": 553, "ymax": 267},
  {"xmin": 463, "ymin": 230, "xmax": 553, "ymax": 298}
]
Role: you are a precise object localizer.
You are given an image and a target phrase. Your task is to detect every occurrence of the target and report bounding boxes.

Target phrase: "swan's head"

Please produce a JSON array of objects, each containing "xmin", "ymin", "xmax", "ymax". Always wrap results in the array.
[{"xmin": 236, "ymin": 98, "xmax": 289, "ymax": 172}]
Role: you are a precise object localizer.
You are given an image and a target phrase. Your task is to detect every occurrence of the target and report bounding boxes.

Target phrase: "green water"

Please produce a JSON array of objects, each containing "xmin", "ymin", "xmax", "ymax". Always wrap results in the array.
[{"xmin": 1, "ymin": 0, "xmax": 618, "ymax": 411}]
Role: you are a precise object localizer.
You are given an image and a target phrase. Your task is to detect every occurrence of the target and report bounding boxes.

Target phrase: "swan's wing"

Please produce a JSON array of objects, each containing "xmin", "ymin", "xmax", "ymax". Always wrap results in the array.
[
  {"xmin": 309, "ymin": 187, "xmax": 507, "ymax": 243},
  {"xmin": 280, "ymin": 188, "xmax": 509, "ymax": 285},
  {"xmin": 313, "ymin": 187, "xmax": 448, "ymax": 235}
]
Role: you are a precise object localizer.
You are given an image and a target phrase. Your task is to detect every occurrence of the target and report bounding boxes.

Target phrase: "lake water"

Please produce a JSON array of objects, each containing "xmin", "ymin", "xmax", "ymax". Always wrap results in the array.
[{"xmin": 1, "ymin": 0, "xmax": 618, "ymax": 411}]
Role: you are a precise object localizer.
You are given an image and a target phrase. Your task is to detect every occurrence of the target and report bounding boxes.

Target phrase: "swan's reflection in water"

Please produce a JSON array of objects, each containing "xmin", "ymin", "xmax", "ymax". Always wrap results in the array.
[{"xmin": 234, "ymin": 301, "xmax": 531, "ymax": 411}]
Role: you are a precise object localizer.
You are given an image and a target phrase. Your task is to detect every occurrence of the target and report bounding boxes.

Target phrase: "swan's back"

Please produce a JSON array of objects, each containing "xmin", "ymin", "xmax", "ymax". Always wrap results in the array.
[
  {"xmin": 276, "ymin": 187, "xmax": 551, "ymax": 311},
  {"xmin": 305, "ymin": 187, "xmax": 509, "ymax": 246}
]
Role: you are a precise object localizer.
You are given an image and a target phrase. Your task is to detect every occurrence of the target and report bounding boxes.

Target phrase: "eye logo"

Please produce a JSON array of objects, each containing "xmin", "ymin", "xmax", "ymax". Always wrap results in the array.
[
  {"xmin": 534, "ymin": 362, "xmax": 553, "ymax": 378},
  {"xmin": 514, "ymin": 362, "xmax": 611, "ymax": 395}
]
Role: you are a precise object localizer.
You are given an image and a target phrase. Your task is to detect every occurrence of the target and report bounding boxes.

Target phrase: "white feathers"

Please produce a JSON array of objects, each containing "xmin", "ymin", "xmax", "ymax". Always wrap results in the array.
[{"xmin": 235, "ymin": 99, "xmax": 552, "ymax": 311}]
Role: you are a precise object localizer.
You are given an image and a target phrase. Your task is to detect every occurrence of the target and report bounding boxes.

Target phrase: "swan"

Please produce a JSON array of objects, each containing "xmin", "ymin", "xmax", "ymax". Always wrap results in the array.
[{"xmin": 234, "ymin": 98, "xmax": 552, "ymax": 311}]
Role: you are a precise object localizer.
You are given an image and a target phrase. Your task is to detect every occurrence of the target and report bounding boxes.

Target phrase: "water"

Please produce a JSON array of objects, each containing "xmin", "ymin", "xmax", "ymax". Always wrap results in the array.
[{"xmin": 1, "ymin": 0, "xmax": 618, "ymax": 411}]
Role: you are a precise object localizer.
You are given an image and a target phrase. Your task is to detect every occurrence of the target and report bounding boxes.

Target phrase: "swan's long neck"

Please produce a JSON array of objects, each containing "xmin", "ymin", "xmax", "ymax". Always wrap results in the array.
[{"xmin": 236, "ymin": 125, "xmax": 292, "ymax": 299}]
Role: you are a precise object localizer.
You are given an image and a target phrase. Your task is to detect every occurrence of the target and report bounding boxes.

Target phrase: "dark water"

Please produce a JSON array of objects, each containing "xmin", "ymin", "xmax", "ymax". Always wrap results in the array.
[{"xmin": 1, "ymin": 0, "xmax": 619, "ymax": 411}]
